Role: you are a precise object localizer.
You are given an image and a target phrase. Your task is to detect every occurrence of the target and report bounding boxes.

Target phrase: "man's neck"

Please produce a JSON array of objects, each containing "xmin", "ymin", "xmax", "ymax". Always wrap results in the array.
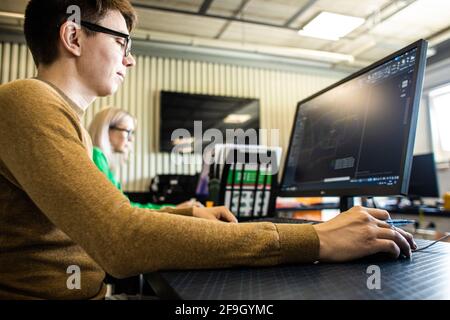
[{"xmin": 36, "ymin": 63, "xmax": 95, "ymax": 111}]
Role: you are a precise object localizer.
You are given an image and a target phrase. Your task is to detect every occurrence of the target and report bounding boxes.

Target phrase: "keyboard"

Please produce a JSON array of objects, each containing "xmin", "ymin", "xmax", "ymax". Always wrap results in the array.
[
  {"xmin": 242, "ymin": 217, "xmax": 321, "ymax": 225},
  {"xmin": 276, "ymin": 203, "xmax": 339, "ymax": 211},
  {"xmin": 383, "ymin": 205, "xmax": 449, "ymax": 215}
]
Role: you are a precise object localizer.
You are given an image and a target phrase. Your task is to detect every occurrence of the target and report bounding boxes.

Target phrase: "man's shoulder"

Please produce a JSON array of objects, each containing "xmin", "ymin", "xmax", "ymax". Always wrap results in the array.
[
  {"xmin": 0, "ymin": 79, "xmax": 82, "ymax": 134},
  {"xmin": 0, "ymin": 78, "xmax": 49, "ymax": 95},
  {"xmin": 0, "ymin": 79, "xmax": 68, "ymax": 112}
]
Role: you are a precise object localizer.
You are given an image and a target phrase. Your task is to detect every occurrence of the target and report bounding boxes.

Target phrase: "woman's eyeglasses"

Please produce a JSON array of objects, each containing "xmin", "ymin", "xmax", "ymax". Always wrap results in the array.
[{"xmin": 109, "ymin": 126, "xmax": 134, "ymax": 139}]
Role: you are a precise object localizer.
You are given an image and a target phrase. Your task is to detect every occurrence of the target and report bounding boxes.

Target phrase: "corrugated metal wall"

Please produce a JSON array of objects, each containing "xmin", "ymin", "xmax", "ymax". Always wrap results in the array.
[{"xmin": 1, "ymin": 41, "xmax": 344, "ymax": 191}]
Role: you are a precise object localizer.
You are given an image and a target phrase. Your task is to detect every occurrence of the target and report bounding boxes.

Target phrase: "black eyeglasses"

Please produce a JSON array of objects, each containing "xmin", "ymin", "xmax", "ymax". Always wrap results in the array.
[
  {"xmin": 109, "ymin": 126, "xmax": 134, "ymax": 139},
  {"xmin": 80, "ymin": 20, "xmax": 132, "ymax": 57}
]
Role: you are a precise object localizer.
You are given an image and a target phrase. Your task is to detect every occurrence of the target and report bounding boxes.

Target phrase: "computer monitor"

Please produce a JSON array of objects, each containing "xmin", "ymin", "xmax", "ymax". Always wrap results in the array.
[
  {"xmin": 408, "ymin": 153, "xmax": 440, "ymax": 201},
  {"xmin": 160, "ymin": 92, "xmax": 260, "ymax": 153},
  {"xmin": 279, "ymin": 40, "xmax": 428, "ymax": 211}
]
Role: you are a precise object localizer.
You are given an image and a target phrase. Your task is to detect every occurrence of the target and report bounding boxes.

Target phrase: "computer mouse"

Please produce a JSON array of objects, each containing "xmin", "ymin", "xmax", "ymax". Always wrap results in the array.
[{"xmin": 361, "ymin": 252, "xmax": 410, "ymax": 262}]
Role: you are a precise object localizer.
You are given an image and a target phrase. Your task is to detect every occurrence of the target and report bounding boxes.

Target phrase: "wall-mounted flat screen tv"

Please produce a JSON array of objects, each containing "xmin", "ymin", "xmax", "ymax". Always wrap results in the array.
[{"xmin": 160, "ymin": 91, "xmax": 260, "ymax": 153}]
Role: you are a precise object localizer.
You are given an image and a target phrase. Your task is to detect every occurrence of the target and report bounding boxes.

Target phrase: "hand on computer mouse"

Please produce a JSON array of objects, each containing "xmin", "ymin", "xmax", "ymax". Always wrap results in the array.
[
  {"xmin": 313, "ymin": 206, "xmax": 417, "ymax": 262},
  {"xmin": 363, "ymin": 251, "xmax": 411, "ymax": 262}
]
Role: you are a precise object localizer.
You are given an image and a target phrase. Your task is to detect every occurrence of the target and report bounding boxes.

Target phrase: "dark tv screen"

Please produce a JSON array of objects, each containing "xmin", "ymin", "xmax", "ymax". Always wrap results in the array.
[{"xmin": 160, "ymin": 91, "xmax": 260, "ymax": 153}]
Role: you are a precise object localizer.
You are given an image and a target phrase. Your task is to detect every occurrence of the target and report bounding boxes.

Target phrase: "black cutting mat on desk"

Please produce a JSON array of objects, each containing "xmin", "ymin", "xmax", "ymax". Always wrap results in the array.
[{"xmin": 145, "ymin": 239, "xmax": 450, "ymax": 300}]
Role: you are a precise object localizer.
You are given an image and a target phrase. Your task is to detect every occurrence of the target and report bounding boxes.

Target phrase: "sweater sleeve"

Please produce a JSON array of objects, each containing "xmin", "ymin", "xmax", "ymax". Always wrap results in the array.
[{"xmin": 0, "ymin": 80, "xmax": 319, "ymax": 279}]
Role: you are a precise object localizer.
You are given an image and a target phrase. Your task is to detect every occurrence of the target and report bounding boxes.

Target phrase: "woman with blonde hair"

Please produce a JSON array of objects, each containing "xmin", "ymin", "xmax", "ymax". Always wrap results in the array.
[{"xmin": 89, "ymin": 107, "xmax": 199, "ymax": 209}]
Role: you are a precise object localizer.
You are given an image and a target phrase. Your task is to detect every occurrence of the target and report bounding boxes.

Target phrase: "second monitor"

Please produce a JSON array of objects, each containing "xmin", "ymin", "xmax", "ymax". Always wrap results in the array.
[
  {"xmin": 279, "ymin": 40, "xmax": 428, "ymax": 211},
  {"xmin": 408, "ymin": 152, "xmax": 440, "ymax": 203}
]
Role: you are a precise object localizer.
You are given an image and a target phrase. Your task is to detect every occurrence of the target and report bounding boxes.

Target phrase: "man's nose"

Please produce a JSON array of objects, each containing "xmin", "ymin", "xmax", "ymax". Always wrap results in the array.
[{"xmin": 123, "ymin": 53, "xmax": 136, "ymax": 67}]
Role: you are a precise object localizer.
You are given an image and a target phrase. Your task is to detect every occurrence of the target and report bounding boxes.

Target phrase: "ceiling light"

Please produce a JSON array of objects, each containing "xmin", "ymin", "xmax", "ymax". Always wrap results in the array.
[
  {"xmin": 172, "ymin": 137, "xmax": 194, "ymax": 145},
  {"xmin": 223, "ymin": 114, "xmax": 252, "ymax": 124},
  {"xmin": 426, "ymin": 47, "xmax": 437, "ymax": 58},
  {"xmin": 298, "ymin": 12, "xmax": 365, "ymax": 41},
  {"xmin": 176, "ymin": 146, "xmax": 193, "ymax": 153},
  {"xmin": 0, "ymin": 11, "xmax": 24, "ymax": 19}
]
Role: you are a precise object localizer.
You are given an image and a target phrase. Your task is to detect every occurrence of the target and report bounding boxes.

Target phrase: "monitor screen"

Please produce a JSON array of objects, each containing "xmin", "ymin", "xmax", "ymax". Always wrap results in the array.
[
  {"xmin": 160, "ymin": 92, "xmax": 260, "ymax": 153},
  {"xmin": 408, "ymin": 153, "xmax": 440, "ymax": 198},
  {"xmin": 279, "ymin": 40, "xmax": 428, "ymax": 197}
]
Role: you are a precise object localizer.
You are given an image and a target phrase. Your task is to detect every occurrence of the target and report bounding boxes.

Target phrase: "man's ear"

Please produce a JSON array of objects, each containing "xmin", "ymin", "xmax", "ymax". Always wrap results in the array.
[{"xmin": 59, "ymin": 21, "xmax": 82, "ymax": 57}]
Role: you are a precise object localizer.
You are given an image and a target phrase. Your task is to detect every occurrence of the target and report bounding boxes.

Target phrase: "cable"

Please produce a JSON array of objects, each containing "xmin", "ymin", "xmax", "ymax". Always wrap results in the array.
[
  {"xmin": 371, "ymin": 197, "xmax": 378, "ymax": 209},
  {"xmin": 139, "ymin": 273, "xmax": 144, "ymax": 300},
  {"xmin": 413, "ymin": 234, "xmax": 450, "ymax": 252}
]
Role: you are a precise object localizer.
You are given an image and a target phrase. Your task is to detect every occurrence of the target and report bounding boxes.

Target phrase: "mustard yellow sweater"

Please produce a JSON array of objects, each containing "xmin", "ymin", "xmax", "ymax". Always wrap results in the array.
[{"xmin": 0, "ymin": 79, "xmax": 320, "ymax": 300}]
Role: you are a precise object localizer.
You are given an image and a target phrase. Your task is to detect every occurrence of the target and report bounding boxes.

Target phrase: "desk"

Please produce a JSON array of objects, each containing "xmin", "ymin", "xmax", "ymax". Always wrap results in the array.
[
  {"xmin": 390, "ymin": 213, "xmax": 450, "ymax": 233},
  {"xmin": 145, "ymin": 239, "xmax": 450, "ymax": 300}
]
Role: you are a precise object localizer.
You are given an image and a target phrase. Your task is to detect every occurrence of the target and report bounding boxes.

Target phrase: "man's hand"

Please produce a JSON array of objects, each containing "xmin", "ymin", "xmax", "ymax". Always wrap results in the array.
[
  {"xmin": 175, "ymin": 200, "xmax": 204, "ymax": 209},
  {"xmin": 313, "ymin": 206, "xmax": 417, "ymax": 262},
  {"xmin": 192, "ymin": 206, "xmax": 238, "ymax": 223}
]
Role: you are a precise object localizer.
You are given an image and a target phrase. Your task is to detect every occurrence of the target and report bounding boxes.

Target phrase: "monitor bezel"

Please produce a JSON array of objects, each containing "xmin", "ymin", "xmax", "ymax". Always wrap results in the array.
[{"xmin": 278, "ymin": 39, "xmax": 428, "ymax": 197}]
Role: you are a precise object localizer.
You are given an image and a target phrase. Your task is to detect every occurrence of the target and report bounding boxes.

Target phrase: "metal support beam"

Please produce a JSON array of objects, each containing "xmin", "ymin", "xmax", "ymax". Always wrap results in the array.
[
  {"xmin": 283, "ymin": 0, "xmax": 318, "ymax": 27},
  {"xmin": 131, "ymin": 2, "xmax": 297, "ymax": 31},
  {"xmin": 215, "ymin": 0, "xmax": 252, "ymax": 39},
  {"xmin": 199, "ymin": 0, "xmax": 214, "ymax": 14}
]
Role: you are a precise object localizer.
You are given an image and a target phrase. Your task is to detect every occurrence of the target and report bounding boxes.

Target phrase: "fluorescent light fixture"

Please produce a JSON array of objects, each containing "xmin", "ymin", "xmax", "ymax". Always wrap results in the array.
[
  {"xmin": 223, "ymin": 114, "xmax": 252, "ymax": 124},
  {"xmin": 430, "ymin": 83, "xmax": 450, "ymax": 98},
  {"xmin": 0, "ymin": 11, "xmax": 24, "ymax": 19},
  {"xmin": 426, "ymin": 47, "xmax": 437, "ymax": 58},
  {"xmin": 172, "ymin": 137, "xmax": 194, "ymax": 145},
  {"xmin": 298, "ymin": 12, "xmax": 365, "ymax": 41},
  {"xmin": 178, "ymin": 146, "xmax": 193, "ymax": 153}
]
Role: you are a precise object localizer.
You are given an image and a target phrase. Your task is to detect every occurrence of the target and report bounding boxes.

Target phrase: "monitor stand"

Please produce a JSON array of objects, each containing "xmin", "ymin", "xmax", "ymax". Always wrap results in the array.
[{"xmin": 339, "ymin": 196, "xmax": 354, "ymax": 213}]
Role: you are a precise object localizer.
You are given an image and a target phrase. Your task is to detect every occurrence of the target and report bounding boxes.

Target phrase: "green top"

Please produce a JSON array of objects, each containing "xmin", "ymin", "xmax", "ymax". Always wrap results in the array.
[{"xmin": 92, "ymin": 147, "xmax": 174, "ymax": 210}]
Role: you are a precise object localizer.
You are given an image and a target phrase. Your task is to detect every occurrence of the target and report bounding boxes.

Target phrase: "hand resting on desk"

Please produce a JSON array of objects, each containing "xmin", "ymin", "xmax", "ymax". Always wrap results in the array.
[
  {"xmin": 175, "ymin": 200, "xmax": 204, "ymax": 209},
  {"xmin": 192, "ymin": 206, "xmax": 238, "ymax": 223},
  {"xmin": 313, "ymin": 206, "xmax": 417, "ymax": 262}
]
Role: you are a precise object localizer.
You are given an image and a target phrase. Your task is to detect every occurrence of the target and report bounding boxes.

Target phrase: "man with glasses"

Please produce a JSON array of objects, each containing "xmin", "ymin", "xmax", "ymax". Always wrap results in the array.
[
  {"xmin": 0, "ymin": 0, "xmax": 415, "ymax": 300},
  {"xmin": 80, "ymin": 20, "xmax": 132, "ymax": 58}
]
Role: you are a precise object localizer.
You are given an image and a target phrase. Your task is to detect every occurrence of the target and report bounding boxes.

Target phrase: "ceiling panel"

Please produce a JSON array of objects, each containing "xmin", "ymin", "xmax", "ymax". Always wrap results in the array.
[
  {"xmin": 219, "ymin": 20, "xmax": 329, "ymax": 49},
  {"xmin": 137, "ymin": 9, "xmax": 226, "ymax": 38},
  {"xmin": 333, "ymin": 35, "xmax": 378, "ymax": 55},
  {"xmin": 1, "ymin": 0, "xmax": 450, "ymax": 67},
  {"xmin": 291, "ymin": 0, "xmax": 390, "ymax": 28},
  {"xmin": 356, "ymin": 39, "xmax": 408, "ymax": 61},
  {"xmin": 241, "ymin": 0, "xmax": 311, "ymax": 25},
  {"xmin": 0, "ymin": 0, "xmax": 28, "ymax": 13},
  {"xmin": 132, "ymin": 0, "xmax": 203, "ymax": 13},
  {"xmin": 369, "ymin": 0, "xmax": 450, "ymax": 40},
  {"xmin": 315, "ymin": 0, "xmax": 391, "ymax": 17},
  {"xmin": 208, "ymin": 0, "xmax": 247, "ymax": 17}
]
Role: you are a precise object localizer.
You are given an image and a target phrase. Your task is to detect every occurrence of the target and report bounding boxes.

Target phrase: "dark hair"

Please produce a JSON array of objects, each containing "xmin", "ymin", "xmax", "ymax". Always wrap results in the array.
[{"xmin": 24, "ymin": 0, "xmax": 137, "ymax": 67}]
